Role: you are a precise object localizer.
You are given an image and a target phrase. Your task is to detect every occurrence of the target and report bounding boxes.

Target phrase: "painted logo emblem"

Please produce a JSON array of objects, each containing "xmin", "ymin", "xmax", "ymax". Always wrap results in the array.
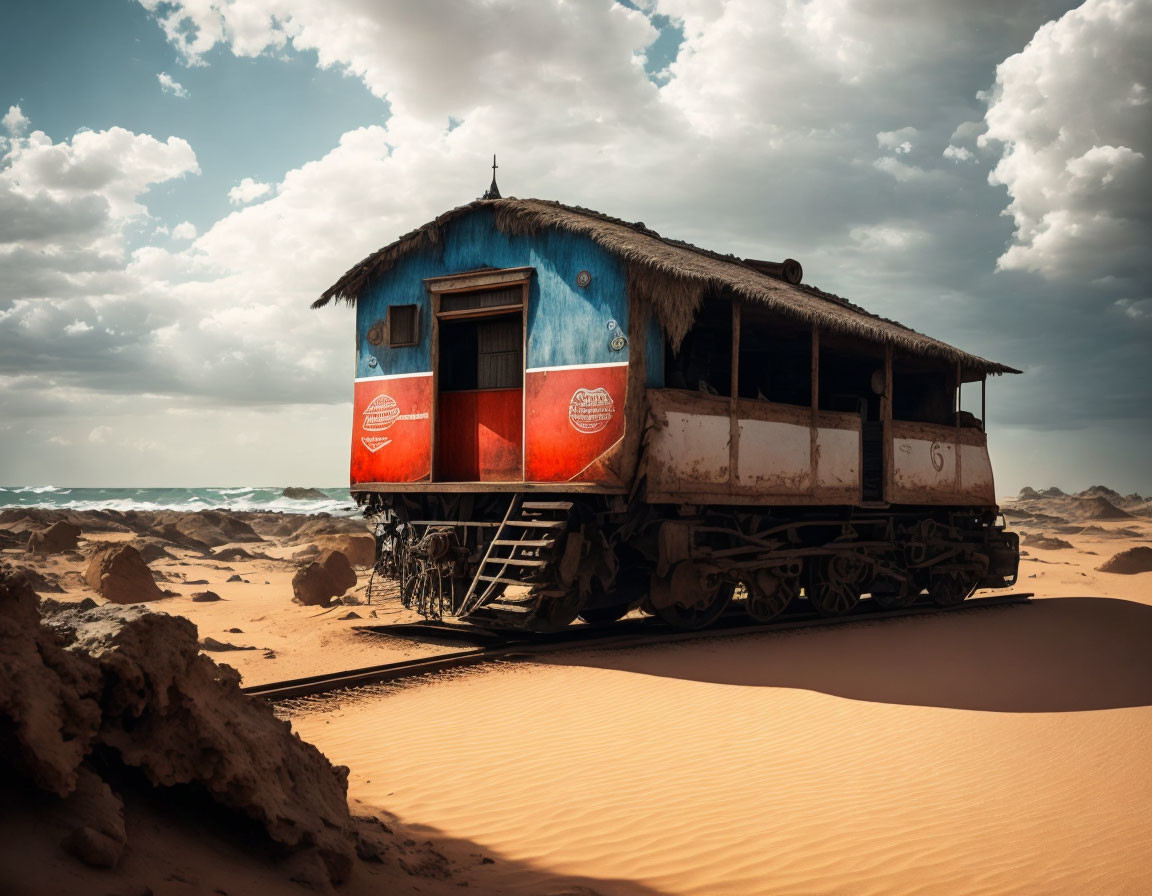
[
  {"xmin": 359, "ymin": 392, "xmax": 429, "ymax": 453},
  {"xmin": 363, "ymin": 394, "xmax": 401, "ymax": 431},
  {"xmin": 569, "ymin": 387, "xmax": 615, "ymax": 434},
  {"xmin": 361, "ymin": 435, "xmax": 392, "ymax": 453}
]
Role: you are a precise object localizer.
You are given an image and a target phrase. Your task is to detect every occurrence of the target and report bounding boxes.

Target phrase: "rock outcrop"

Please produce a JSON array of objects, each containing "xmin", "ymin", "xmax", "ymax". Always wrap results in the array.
[
  {"xmin": 27, "ymin": 520, "xmax": 82, "ymax": 554},
  {"xmin": 1022, "ymin": 533, "xmax": 1074, "ymax": 551},
  {"xmin": 314, "ymin": 533, "xmax": 376, "ymax": 567},
  {"xmin": 292, "ymin": 550, "xmax": 358, "ymax": 606},
  {"xmin": 0, "ymin": 562, "xmax": 356, "ymax": 883},
  {"xmin": 84, "ymin": 545, "xmax": 165, "ymax": 604},
  {"xmin": 283, "ymin": 487, "xmax": 329, "ymax": 500}
]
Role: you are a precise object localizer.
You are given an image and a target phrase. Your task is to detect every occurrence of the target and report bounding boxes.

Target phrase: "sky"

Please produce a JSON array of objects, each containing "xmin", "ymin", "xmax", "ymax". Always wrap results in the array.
[{"xmin": 0, "ymin": 0, "xmax": 1149, "ymax": 495}]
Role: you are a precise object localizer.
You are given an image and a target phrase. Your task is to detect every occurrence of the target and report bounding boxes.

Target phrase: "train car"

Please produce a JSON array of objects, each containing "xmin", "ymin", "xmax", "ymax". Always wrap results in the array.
[{"xmin": 313, "ymin": 193, "xmax": 1021, "ymax": 631}]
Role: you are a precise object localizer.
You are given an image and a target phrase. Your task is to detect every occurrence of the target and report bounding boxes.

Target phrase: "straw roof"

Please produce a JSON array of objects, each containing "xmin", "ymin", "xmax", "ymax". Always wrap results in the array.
[{"xmin": 314, "ymin": 198, "xmax": 1018, "ymax": 375}]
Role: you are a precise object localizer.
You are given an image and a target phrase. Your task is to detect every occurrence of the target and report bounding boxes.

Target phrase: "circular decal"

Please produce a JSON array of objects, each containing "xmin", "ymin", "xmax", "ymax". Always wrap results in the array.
[
  {"xmin": 363, "ymin": 394, "xmax": 401, "ymax": 431},
  {"xmin": 569, "ymin": 387, "xmax": 615, "ymax": 434},
  {"xmin": 576, "ymin": 270, "xmax": 592, "ymax": 288}
]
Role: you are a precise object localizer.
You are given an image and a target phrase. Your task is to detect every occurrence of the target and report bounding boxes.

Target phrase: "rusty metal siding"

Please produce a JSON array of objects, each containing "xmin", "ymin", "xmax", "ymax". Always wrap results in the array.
[
  {"xmin": 890, "ymin": 420, "xmax": 995, "ymax": 505},
  {"xmin": 646, "ymin": 390, "xmax": 862, "ymax": 504}
]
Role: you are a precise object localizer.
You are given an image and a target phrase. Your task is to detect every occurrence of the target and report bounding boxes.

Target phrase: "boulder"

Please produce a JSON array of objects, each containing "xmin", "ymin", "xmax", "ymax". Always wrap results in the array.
[
  {"xmin": 190, "ymin": 591, "xmax": 222, "ymax": 602},
  {"xmin": 292, "ymin": 543, "xmax": 321, "ymax": 561},
  {"xmin": 17, "ymin": 565, "xmax": 65, "ymax": 593},
  {"xmin": 27, "ymin": 520, "xmax": 82, "ymax": 554},
  {"xmin": 134, "ymin": 539, "xmax": 174, "ymax": 564},
  {"xmin": 84, "ymin": 545, "xmax": 165, "ymax": 604},
  {"xmin": 313, "ymin": 533, "xmax": 376, "ymax": 568},
  {"xmin": 1098, "ymin": 547, "xmax": 1152, "ymax": 575},
  {"xmin": 39, "ymin": 596, "xmax": 98, "ymax": 615},
  {"xmin": 283, "ymin": 487, "xmax": 329, "ymax": 500},
  {"xmin": 292, "ymin": 550, "xmax": 357, "ymax": 607}
]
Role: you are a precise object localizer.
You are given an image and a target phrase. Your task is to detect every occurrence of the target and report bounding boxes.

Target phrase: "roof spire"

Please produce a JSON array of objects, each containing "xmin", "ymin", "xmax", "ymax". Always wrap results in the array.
[{"xmin": 481, "ymin": 154, "xmax": 501, "ymax": 200}]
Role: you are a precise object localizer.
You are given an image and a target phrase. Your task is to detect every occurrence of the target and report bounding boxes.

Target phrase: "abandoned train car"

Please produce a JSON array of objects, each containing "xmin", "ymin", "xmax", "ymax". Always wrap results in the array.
[{"xmin": 314, "ymin": 196, "xmax": 1021, "ymax": 631}]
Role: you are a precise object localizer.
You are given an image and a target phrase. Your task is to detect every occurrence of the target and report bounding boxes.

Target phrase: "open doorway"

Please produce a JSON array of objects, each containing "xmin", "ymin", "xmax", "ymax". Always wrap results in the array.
[{"xmin": 434, "ymin": 298, "xmax": 524, "ymax": 482}]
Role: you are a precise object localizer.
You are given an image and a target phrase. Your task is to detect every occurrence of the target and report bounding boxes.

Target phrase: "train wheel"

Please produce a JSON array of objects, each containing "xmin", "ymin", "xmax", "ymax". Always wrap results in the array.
[
  {"xmin": 807, "ymin": 554, "xmax": 867, "ymax": 617},
  {"xmin": 650, "ymin": 561, "xmax": 733, "ymax": 630},
  {"xmin": 928, "ymin": 570, "xmax": 978, "ymax": 607},
  {"xmin": 745, "ymin": 569, "xmax": 798, "ymax": 622},
  {"xmin": 869, "ymin": 566, "xmax": 919, "ymax": 609}
]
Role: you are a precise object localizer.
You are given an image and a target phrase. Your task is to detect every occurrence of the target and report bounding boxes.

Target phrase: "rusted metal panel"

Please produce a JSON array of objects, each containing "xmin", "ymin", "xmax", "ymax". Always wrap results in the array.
[
  {"xmin": 736, "ymin": 418, "xmax": 811, "ymax": 491},
  {"xmin": 646, "ymin": 389, "xmax": 862, "ymax": 504},
  {"xmin": 959, "ymin": 443, "xmax": 995, "ymax": 503},
  {"xmin": 652, "ymin": 409, "xmax": 731, "ymax": 485},
  {"xmin": 889, "ymin": 420, "xmax": 995, "ymax": 505},
  {"xmin": 815, "ymin": 425, "xmax": 860, "ymax": 491}
]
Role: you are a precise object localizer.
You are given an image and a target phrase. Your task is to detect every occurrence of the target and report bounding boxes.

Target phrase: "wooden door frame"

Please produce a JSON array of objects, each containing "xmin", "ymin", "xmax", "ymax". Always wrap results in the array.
[{"xmin": 425, "ymin": 267, "xmax": 533, "ymax": 483}]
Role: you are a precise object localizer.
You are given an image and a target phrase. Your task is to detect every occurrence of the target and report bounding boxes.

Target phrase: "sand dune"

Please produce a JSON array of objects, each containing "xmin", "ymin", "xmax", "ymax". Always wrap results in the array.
[{"xmin": 293, "ymin": 597, "xmax": 1152, "ymax": 895}]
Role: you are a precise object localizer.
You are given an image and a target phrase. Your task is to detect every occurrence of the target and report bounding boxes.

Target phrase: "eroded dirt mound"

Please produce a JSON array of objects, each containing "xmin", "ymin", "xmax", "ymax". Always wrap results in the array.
[
  {"xmin": 149, "ymin": 510, "xmax": 263, "ymax": 548},
  {"xmin": 1098, "ymin": 547, "xmax": 1152, "ymax": 575},
  {"xmin": 85, "ymin": 545, "xmax": 165, "ymax": 604},
  {"xmin": 27, "ymin": 520, "xmax": 82, "ymax": 554},
  {"xmin": 0, "ymin": 562, "xmax": 356, "ymax": 884},
  {"xmin": 1022, "ymin": 533, "xmax": 1074, "ymax": 551},
  {"xmin": 1079, "ymin": 496, "xmax": 1134, "ymax": 520},
  {"xmin": 292, "ymin": 550, "xmax": 358, "ymax": 606}
]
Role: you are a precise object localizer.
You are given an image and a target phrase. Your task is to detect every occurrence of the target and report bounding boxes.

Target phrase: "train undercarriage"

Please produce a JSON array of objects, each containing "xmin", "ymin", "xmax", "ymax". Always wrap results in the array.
[{"xmin": 358, "ymin": 491, "xmax": 1020, "ymax": 633}]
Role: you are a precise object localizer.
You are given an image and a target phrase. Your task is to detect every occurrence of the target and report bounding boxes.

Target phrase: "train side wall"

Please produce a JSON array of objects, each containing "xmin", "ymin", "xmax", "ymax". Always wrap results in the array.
[
  {"xmin": 351, "ymin": 208, "xmax": 658, "ymax": 485},
  {"xmin": 645, "ymin": 389, "xmax": 997, "ymax": 507}
]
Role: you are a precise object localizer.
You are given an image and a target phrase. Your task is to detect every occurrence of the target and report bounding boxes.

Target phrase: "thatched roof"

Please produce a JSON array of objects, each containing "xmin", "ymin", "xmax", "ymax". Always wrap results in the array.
[{"xmin": 314, "ymin": 198, "xmax": 1019, "ymax": 375}]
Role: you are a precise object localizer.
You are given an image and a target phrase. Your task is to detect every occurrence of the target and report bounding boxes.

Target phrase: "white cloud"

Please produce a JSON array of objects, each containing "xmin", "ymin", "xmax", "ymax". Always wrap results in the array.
[
  {"xmin": 88, "ymin": 425, "xmax": 111, "ymax": 443},
  {"xmin": 64, "ymin": 320, "xmax": 93, "ymax": 335},
  {"xmin": 171, "ymin": 220, "xmax": 197, "ymax": 240},
  {"xmin": 157, "ymin": 71, "xmax": 189, "ymax": 98},
  {"xmin": 849, "ymin": 223, "xmax": 930, "ymax": 251},
  {"xmin": 227, "ymin": 177, "xmax": 272, "ymax": 205},
  {"xmin": 943, "ymin": 145, "xmax": 975, "ymax": 162},
  {"xmin": 980, "ymin": 0, "xmax": 1152, "ymax": 280},
  {"xmin": 2, "ymin": 105, "xmax": 29, "ymax": 137},
  {"xmin": 1114, "ymin": 298, "xmax": 1152, "ymax": 320},
  {"xmin": 877, "ymin": 127, "xmax": 919, "ymax": 154}
]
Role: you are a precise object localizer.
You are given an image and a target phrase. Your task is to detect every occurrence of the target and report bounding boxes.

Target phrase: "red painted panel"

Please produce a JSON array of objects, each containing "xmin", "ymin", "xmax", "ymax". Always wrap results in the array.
[
  {"xmin": 350, "ymin": 375, "xmax": 432, "ymax": 484},
  {"xmin": 525, "ymin": 364, "xmax": 627, "ymax": 482},
  {"xmin": 437, "ymin": 389, "xmax": 523, "ymax": 482}
]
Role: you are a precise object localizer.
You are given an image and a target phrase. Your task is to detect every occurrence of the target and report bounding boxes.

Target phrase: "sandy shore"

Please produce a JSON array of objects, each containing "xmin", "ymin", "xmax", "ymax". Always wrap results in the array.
[{"xmin": 5, "ymin": 500, "xmax": 1152, "ymax": 894}]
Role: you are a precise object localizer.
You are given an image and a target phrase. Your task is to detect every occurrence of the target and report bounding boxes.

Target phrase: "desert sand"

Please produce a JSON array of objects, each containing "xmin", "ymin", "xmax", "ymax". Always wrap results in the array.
[{"xmin": 4, "ymin": 488, "xmax": 1152, "ymax": 894}]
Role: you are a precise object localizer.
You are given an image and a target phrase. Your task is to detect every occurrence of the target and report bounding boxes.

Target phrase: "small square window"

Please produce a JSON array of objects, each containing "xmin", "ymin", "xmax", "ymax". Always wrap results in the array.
[{"xmin": 386, "ymin": 304, "xmax": 419, "ymax": 347}]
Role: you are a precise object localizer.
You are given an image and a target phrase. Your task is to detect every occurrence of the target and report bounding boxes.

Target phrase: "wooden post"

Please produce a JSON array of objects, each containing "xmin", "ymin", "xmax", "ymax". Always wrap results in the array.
[
  {"xmin": 981, "ymin": 375, "xmax": 986, "ymax": 433},
  {"xmin": 882, "ymin": 345, "xmax": 892, "ymax": 503},
  {"xmin": 810, "ymin": 327, "xmax": 819, "ymax": 495},
  {"xmin": 955, "ymin": 361, "xmax": 963, "ymax": 496},
  {"xmin": 730, "ymin": 301, "xmax": 741, "ymax": 488}
]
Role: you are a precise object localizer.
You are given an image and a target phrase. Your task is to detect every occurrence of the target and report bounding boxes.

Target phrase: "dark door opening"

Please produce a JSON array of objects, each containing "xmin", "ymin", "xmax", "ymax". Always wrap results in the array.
[{"xmin": 435, "ymin": 312, "xmax": 524, "ymax": 482}]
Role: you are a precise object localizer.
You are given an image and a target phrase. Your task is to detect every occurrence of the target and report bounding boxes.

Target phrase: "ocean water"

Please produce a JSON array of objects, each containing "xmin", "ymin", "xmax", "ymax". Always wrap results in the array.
[{"xmin": 0, "ymin": 486, "xmax": 358, "ymax": 516}]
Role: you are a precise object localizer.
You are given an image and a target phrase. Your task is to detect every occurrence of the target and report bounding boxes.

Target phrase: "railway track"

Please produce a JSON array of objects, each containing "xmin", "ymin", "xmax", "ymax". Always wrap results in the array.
[{"xmin": 242, "ymin": 592, "xmax": 1033, "ymax": 702}]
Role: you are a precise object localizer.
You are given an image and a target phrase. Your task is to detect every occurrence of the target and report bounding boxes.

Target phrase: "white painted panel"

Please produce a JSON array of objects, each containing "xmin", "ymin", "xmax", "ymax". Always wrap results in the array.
[
  {"xmin": 894, "ymin": 437, "xmax": 956, "ymax": 495},
  {"xmin": 960, "ymin": 443, "xmax": 995, "ymax": 502},
  {"xmin": 737, "ymin": 419, "xmax": 811, "ymax": 492},
  {"xmin": 816, "ymin": 427, "xmax": 859, "ymax": 489},
  {"xmin": 651, "ymin": 411, "xmax": 730, "ymax": 485}
]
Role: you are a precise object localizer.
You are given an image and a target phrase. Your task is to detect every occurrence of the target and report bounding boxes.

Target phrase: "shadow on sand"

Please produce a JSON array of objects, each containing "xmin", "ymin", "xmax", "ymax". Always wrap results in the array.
[{"xmin": 562, "ymin": 597, "xmax": 1152, "ymax": 713}]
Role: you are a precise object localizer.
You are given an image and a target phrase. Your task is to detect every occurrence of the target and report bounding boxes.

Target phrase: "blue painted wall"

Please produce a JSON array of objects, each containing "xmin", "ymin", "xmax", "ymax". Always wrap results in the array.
[{"xmin": 355, "ymin": 208, "xmax": 664, "ymax": 379}]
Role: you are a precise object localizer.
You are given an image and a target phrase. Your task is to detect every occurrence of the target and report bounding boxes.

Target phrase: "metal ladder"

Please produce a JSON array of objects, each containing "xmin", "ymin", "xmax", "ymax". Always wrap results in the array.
[{"xmin": 458, "ymin": 496, "xmax": 573, "ymax": 623}]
